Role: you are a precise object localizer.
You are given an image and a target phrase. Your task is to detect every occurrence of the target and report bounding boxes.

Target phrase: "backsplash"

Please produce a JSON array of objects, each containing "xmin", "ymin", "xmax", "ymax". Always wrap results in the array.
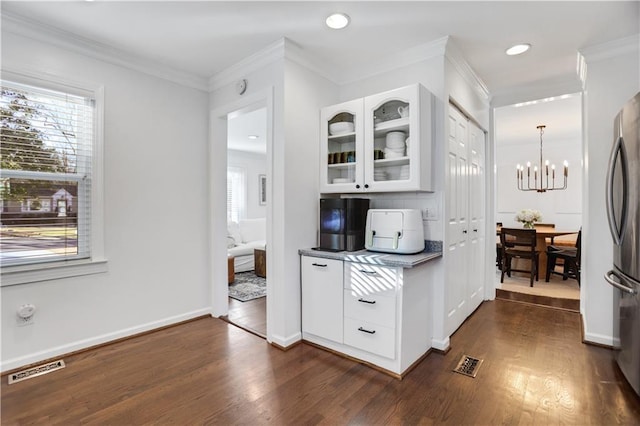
[
  {"xmin": 425, "ymin": 240, "xmax": 443, "ymax": 252},
  {"xmin": 341, "ymin": 191, "xmax": 443, "ymax": 241}
]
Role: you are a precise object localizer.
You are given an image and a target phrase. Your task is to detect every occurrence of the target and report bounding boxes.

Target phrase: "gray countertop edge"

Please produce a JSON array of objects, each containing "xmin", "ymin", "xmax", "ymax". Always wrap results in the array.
[{"xmin": 298, "ymin": 247, "xmax": 442, "ymax": 268}]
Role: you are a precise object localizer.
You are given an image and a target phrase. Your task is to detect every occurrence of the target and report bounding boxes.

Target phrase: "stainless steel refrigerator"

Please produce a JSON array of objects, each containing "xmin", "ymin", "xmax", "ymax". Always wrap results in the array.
[{"xmin": 605, "ymin": 91, "xmax": 640, "ymax": 396}]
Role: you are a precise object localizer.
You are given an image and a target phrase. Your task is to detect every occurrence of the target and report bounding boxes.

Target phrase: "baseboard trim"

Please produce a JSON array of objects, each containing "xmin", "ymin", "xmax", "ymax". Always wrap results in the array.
[
  {"xmin": 582, "ymin": 330, "xmax": 616, "ymax": 349},
  {"xmin": 1, "ymin": 308, "xmax": 212, "ymax": 374},
  {"xmin": 268, "ymin": 331, "xmax": 302, "ymax": 349},
  {"xmin": 270, "ymin": 340, "xmax": 302, "ymax": 351},
  {"xmin": 431, "ymin": 337, "xmax": 451, "ymax": 353}
]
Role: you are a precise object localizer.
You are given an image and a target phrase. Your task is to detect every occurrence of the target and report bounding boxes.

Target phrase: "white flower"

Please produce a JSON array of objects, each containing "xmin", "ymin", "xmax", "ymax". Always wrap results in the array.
[{"xmin": 515, "ymin": 209, "xmax": 542, "ymax": 223}]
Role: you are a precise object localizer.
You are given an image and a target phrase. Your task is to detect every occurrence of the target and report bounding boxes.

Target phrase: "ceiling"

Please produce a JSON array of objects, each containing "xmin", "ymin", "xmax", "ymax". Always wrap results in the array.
[
  {"xmin": 495, "ymin": 94, "xmax": 582, "ymax": 147},
  {"xmin": 2, "ymin": 1, "xmax": 638, "ymax": 153}
]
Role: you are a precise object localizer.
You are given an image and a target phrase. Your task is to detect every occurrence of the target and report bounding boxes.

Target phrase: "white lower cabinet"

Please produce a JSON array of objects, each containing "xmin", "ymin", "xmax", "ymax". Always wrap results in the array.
[
  {"xmin": 301, "ymin": 256, "xmax": 344, "ymax": 343},
  {"xmin": 343, "ymin": 318, "xmax": 396, "ymax": 359},
  {"xmin": 301, "ymin": 255, "xmax": 433, "ymax": 377}
]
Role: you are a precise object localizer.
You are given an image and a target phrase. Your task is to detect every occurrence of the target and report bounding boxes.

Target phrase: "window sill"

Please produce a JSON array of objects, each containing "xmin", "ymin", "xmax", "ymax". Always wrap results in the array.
[{"xmin": 1, "ymin": 259, "xmax": 108, "ymax": 286}]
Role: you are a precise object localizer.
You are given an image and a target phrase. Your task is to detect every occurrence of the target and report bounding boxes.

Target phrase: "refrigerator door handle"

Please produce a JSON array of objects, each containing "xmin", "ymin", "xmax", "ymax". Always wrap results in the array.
[
  {"xmin": 605, "ymin": 269, "xmax": 638, "ymax": 294},
  {"xmin": 606, "ymin": 134, "xmax": 627, "ymax": 245}
]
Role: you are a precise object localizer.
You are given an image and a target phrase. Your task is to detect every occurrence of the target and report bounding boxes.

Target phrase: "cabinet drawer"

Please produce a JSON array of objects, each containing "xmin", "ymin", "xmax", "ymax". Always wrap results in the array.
[
  {"xmin": 344, "ymin": 317, "xmax": 395, "ymax": 359},
  {"xmin": 344, "ymin": 289, "xmax": 396, "ymax": 328},
  {"xmin": 344, "ymin": 263, "xmax": 398, "ymax": 292}
]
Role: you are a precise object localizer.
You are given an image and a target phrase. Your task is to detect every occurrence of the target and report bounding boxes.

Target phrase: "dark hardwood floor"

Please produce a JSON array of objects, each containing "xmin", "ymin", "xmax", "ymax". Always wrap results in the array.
[
  {"xmin": 3, "ymin": 299, "xmax": 640, "ymax": 424},
  {"xmin": 225, "ymin": 296, "xmax": 267, "ymax": 337}
]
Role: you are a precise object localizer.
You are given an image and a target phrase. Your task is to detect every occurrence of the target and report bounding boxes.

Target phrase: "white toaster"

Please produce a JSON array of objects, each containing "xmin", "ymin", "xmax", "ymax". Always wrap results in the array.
[{"xmin": 365, "ymin": 209, "xmax": 425, "ymax": 254}]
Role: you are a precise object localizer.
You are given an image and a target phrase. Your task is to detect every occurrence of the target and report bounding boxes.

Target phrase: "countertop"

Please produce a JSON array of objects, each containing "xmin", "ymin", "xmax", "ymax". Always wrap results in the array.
[{"xmin": 298, "ymin": 247, "xmax": 442, "ymax": 268}]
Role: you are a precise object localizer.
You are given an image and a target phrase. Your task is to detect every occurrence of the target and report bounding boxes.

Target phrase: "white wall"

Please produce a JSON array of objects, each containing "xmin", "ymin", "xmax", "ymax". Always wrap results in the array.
[
  {"xmin": 227, "ymin": 149, "xmax": 267, "ymax": 219},
  {"xmin": 1, "ymin": 33, "xmax": 211, "ymax": 370},
  {"xmin": 581, "ymin": 38, "xmax": 639, "ymax": 345},
  {"xmin": 496, "ymin": 138, "xmax": 583, "ymax": 229},
  {"xmin": 494, "ymin": 95, "xmax": 583, "ymax": 229}
]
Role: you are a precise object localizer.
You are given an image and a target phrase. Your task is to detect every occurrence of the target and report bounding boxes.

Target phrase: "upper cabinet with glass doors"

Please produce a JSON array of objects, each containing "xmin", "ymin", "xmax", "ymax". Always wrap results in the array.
[{"xmin": 320, "ymin": 84, "xmax": 433, "ymax": 193}]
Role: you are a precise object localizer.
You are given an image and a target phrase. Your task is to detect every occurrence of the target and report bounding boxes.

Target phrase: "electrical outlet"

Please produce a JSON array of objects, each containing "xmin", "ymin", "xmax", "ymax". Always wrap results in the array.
[
  {"xmin": 423, "ymin": 208, "xmax": 437, "ymax": 221},
  {"xmin": 16, "ymin": 314, "xmax": 34, "ymax": 327}
]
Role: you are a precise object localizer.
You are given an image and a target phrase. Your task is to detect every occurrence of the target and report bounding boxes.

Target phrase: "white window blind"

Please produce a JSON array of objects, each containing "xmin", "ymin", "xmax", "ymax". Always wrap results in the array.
[
  {"xmin": 227, "ymin": 167, "xmax": 246, "ymax": 223},
  {"xmin": 1, "ymin": 79, "xmax": 94, "ymax": 266}
]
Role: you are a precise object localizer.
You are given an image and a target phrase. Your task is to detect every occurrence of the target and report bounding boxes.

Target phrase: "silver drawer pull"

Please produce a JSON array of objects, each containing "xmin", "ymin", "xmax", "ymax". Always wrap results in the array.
[
  {"xmin": 357, "ymin": 298, "xmax": 376, "ymax": 304},
  {"xmin": 359, "ymin": 269, "xmax": 377, "ymax": 275},
  {"xmin": 312, "ymin": 263, "xmax": 327, "ymax": 267},
  {"xmin": 358, "ymin": 326, "xmax": 376, "ymax": 334}
]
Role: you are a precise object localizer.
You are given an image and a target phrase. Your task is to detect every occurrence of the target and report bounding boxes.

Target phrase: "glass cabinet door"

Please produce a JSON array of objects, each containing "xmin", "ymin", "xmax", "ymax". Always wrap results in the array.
[
  {"xmin": 319, "ymin": 84, "xmax": 433, "ymax": 194},
  {"xmin": 364, "ymin": 85, "xmax": 421, "ymax": 191},
  {"xmin": 320, "ymin": 99, "xmax": 364, "ymax": 193}
]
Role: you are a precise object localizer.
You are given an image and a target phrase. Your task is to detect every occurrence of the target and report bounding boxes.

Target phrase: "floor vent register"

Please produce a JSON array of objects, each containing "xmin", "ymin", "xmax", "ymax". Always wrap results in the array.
[
  {"xmin": 453, "ymin": 354, "xmax": 483, "ymax": 378},
  {"xmin": 8, "ymin": 360, "xmax": 66, "ymax": 384}
]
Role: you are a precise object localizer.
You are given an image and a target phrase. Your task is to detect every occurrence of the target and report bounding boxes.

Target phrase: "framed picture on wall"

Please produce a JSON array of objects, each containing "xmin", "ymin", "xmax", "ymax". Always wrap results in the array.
[{"xmin": 259, "ymin": 174, "xmax": 267, "ymax": 205}]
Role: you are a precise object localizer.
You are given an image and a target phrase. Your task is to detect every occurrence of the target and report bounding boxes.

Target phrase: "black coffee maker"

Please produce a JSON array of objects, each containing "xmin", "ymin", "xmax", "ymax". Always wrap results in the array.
[{"xmin": 318, "ymin": 198, "xmax": 370, "ymax": 252}]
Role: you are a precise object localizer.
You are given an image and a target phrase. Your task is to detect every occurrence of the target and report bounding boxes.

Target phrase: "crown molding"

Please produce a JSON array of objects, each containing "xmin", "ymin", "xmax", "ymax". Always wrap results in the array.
[
  {"xmin": 490, "ymin": 75, "xmax": 583, "ymax": 108},
  {"xmin": 579, "ymin": 34, "xmax": 640, "ymax": 63},
  {"xmin": 208, "ymin": 38, "xmax": 286, "ymax": 92},
  {"xmin": 209, "ymin": 36, "xmax": 454, "ymax": 91},
  {"xmin": 208, "ymin": 37, "xmax": 338, "ymax": 92},
  {"xmin": 337, "ymin": 36, "xmax": 449, "ymax": 86},
  {"xmin": 1, "ymin": 12, "xmax": 209, "ymax": 92},
  {"xmin": 444, "ymin": 38, "xmax": 491, "ymax": 103}
]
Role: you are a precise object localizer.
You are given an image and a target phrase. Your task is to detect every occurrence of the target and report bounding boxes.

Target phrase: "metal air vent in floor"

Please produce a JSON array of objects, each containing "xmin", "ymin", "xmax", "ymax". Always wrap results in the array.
[
  {"xmin": 8, "ymin": 360, "xmax": 66, "ymax": 384},
  {"xmin": 453, "ymin": 354, "xmax": 483, "ymax": 378}
]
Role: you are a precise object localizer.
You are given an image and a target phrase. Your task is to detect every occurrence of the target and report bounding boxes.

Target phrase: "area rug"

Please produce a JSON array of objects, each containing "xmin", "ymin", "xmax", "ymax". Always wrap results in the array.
[{"xmin": 229, "ymin": 272, "xmax": 266, "ymax": 302}]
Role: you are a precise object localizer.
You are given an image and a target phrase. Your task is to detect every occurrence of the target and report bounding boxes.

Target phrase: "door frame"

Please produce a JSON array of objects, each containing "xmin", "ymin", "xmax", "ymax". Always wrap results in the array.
[{"xmin": 209, "ymin": 88, "xmax": 274, "ymax": 337}]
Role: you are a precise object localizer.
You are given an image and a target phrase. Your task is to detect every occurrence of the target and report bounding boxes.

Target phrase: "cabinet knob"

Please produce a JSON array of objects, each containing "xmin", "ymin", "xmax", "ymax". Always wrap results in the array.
[
  {"xmin": 473, "ymin": 229, "xmax": 478, "ymax": 232},
  {"xmin": 364, "ymin": 184, "xmax": 369, "ymax": 189},
  {"xmin": 355, "ymin": 184, "xmax": 360, "ymax": 189},
  {"xmin": 463, "ymin": 230, "xmax": 468, "ymax": 234}
]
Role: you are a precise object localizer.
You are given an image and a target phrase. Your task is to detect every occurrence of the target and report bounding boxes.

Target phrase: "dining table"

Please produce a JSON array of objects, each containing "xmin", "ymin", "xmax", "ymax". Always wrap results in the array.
[{"xmin": 497, "ymin": 225, "xmax": 579, "ymax": 278}]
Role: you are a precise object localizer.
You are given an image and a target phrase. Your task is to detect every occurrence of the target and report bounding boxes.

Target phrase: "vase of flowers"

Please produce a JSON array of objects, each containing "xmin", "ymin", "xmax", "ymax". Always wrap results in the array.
[{"xmin": 515, "ymin": 209, "xmax": 542, "ymax": 229}]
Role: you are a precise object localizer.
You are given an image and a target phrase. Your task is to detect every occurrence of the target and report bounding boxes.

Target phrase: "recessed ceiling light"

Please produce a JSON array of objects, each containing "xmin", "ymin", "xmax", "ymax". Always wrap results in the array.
[
  {"xmin": 326, "ymin": 13, "xmax": 350, "ymax": 30},
  {"xmin": 506, "ymin": 44, "xmax": 531, "ymax": 56},
  {"xmin": 248, "ymin": 135, "xmax": 259, "ymax": 140}
]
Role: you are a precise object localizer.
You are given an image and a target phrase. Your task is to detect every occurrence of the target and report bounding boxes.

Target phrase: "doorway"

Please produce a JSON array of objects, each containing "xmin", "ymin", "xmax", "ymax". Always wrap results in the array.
[
  {"xmin": 209, "ymin": 87, "xmax": 273, "ymax": 342},
  {"xmin": 493, "ymin": 93, "xmax": 583, "ymax": 309},
  {"xmin": 224, "ymin": 106, "xmax": 268, "ymax": 337}
]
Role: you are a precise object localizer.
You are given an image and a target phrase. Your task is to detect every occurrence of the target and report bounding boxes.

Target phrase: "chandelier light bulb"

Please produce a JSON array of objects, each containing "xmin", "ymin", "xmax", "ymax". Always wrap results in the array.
[{"xmin": 516, "ymin": 125, "xmax": 568, "ymax": 193}]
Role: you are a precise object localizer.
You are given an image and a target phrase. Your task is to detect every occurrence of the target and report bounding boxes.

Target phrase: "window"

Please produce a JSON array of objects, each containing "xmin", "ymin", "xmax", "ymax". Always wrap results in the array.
[
  {"xmin": 1, "ymin": 72, "xmax": 105, "ymax": 284},
  {"xmin": 227, "ymin": 167, "xmax": 246, "ymax": 223}
]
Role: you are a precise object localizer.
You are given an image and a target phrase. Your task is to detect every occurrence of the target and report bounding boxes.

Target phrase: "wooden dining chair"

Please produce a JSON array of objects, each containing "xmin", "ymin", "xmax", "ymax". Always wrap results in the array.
[
  {"xmin": 546, "ymin": 228, "xmax": 581, "ymax": 285},
  {"xmin": 500, "ymin": 227, "xmax": 540, "ymax": 287}
]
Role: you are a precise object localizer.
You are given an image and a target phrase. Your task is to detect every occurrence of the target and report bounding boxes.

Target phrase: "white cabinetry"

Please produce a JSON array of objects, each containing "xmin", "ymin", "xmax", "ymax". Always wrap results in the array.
[
  {"xmin": 301, "ymin": 256, "xmax": 344, "ymax": 343},
  {"xmin": 320, "ymin": 84, "xmax": 433, "ymax": 193},
  {"xmin": 301, "ymin": 255, "xmax": 433, "ymax": 377},
  {"xmin": 344, "ymin": 264, "xmax": 398, "ymax": 359}
]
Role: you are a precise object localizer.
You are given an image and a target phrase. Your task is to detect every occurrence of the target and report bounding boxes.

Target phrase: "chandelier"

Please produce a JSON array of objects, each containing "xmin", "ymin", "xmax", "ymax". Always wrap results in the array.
[{"xmin": 516, "ymin": 125, "xmax": 568, "ymax": 192}]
